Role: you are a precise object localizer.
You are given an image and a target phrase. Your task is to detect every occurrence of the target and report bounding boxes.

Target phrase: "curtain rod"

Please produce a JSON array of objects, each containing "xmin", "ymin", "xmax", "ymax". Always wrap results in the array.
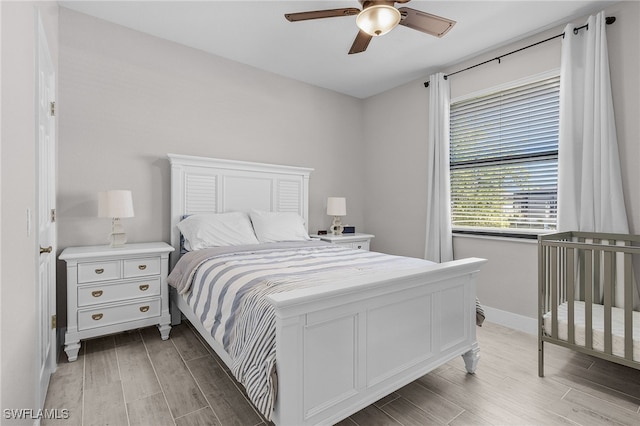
[{"xmin": 424, "ymin": 16, "xmax": 616, "ymax": 88}]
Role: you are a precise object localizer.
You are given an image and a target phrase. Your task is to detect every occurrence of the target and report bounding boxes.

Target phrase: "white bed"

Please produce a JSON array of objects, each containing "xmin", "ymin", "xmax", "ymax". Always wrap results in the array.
[{"xmin": 168, "ymin": 153, "xmax": 486, "ymax": 426}]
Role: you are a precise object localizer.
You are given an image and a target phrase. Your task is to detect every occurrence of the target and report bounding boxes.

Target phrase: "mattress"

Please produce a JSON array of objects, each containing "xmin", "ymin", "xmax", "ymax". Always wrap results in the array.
[{"xmin": 543, "ymin": 301, "xmax": 640, "ymax": 361}]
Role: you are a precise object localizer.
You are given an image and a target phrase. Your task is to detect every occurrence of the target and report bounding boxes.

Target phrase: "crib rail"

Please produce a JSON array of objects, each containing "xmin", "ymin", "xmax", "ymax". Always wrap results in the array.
[{"xmin": 538, "ymin": 231, "xmax": 640, "ymax": 376}]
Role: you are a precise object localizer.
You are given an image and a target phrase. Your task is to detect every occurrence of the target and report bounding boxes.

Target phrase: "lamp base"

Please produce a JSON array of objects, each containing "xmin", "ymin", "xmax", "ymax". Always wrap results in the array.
[
  {"xmin": 331, "ymin": 216, "xmax": 344, "ymax": 236},
  {"xmin": 109, "ymin": 218, "xmax": 127, "ymax": 247},
  {"xmin": 109, "ymin": 232, "xmax": 127, "ymax": 247}
]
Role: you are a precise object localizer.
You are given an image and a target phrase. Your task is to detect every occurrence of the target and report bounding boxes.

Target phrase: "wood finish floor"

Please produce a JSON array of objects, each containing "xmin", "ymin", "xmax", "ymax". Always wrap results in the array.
[{"xmin": 43, "ymin": 321, "xmax": 640, "ymax": 426}]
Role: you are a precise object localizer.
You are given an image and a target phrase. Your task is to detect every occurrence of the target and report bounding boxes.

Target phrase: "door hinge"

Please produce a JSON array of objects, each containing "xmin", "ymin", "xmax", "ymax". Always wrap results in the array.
[
  {"xmin": 51, "ymin": 209, "xmax": 56, "ymax": 223},
  {"xmin": 51, "ymin": 315, "xmax": 57, "ymax": 329},
  {"xmin": 50, "ymin": 101, "xmax": 56, "ymax": 116}
]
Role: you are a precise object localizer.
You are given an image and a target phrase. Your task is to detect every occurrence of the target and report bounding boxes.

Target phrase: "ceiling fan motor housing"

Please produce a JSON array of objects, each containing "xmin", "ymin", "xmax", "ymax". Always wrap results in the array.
[{"xmin": 357, "ymin": 1, "xmax": 402, "ymax": 36}]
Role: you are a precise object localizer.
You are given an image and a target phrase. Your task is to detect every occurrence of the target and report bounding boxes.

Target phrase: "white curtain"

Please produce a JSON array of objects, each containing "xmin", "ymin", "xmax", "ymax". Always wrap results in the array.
[
  {"xmin": 557, "ymin": 11, "xmax": 628, "ymax": 234},
  {"xmin": 557, "ymin": 11, "xmax": 638, "ymax": 308},
  {"xmin": 424, "ymin": 73, "xmax": 453, "ymax": 262}
]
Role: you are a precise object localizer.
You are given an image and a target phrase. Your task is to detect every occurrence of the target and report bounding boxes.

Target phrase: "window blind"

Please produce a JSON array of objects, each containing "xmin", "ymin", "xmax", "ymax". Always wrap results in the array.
[{"xmin": 449, "ymin": 76, "xmax": 560, "ymax": 232}]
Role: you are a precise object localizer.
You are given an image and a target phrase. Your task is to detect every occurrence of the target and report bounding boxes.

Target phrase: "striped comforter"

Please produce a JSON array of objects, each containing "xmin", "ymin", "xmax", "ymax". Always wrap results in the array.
[{"xmin": 167, "ymin": 241, "xmax": 439, "ymax": 419}]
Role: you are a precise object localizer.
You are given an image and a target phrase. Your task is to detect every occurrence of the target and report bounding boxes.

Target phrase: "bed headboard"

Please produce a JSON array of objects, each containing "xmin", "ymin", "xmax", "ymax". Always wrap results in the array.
[{"xmin": 168, "ymin": 154, "xmax": 313, "ymax": 267}]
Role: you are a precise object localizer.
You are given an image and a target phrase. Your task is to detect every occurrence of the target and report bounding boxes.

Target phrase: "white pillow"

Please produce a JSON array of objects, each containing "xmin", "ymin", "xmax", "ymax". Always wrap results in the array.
[
  {"xmin": 249, "ymin": 210, "xmax": 310, "ymax": 243},
  {"xmin": 177, "ymin": 212, "xmax": 259, "ymax": 250}
]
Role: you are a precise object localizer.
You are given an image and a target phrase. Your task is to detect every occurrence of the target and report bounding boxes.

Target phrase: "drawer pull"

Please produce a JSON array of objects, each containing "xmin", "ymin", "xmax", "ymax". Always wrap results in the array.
[
  {"xmin": 139, "ymin": 284, "xmax": 149, "ymax": 291},
  {"xmin": 138, "ymin": 264, "xmax": 147, "ymax": 271},
  {"xmin": 92, "ymin": 313, "xmax": 103, "ymax": 321},
  {"xmin": 139, "ymin": 306, "xmax": 150, "ymax": 313},
  {"xmin": 94, "ymin": 268, "xmax": 104, "ymax": 274},
  {"xmin": 91, "ymin": 290, "xmax": 103, "ymax": 298}
]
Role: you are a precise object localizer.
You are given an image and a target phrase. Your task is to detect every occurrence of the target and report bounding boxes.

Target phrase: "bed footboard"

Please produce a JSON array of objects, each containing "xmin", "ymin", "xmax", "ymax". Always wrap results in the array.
[
  {"xmin": 538, "ymin": 231, "xmax": 640, "ymax": 377},
  {"xmin": 268, "ymin": 257, "xmax": 485, "ymax": 426}
]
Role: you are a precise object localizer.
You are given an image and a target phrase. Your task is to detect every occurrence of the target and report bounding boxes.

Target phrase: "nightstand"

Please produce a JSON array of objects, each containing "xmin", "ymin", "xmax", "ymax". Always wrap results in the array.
[
  {"xmin": 60, "ymin": 242, "xmax": 174, "ymax": 361},
  {"xmin": 312, "ymin": 233, "xmax": 375, "ymax": 250}
]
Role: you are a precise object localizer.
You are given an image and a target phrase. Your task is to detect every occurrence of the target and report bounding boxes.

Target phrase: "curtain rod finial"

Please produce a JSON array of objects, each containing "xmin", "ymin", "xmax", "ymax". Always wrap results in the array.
[
  {"xmin": 424, "ymin": 81, "xmax": 430, "ymax": 88},
  {"xmin": 606, "ymin": 16, "xmax": 616, "ymax": 25}
]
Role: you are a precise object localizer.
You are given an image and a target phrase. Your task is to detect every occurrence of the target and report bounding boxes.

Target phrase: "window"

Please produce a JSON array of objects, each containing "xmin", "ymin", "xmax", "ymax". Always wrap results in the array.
[{"xmin": 449, "ymin": 75, "xmax": 560, "ymax": 236}]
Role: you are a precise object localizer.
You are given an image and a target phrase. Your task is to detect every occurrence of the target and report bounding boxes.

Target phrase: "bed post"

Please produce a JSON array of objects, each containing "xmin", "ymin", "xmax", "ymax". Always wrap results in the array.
[
  {"xmin": 271, "ymin": 312, "xmax": 305, "ymax": 426},
  {"xmin": 168, "ymin": 155, "xmax": 185, "ymax": 271},
  {"xmin": 462, "ymin": 343, "xmax": 480, "ymax": 373}
]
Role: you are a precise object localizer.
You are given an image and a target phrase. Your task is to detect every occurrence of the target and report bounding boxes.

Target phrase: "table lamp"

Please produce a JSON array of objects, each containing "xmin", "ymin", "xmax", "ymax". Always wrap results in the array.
[
  {"xmin": 327, "ymin": 197, "xmax": 346, "ymax": 235},
  {"xmin": 98, "ymin": 190, "xmax": 134, "ymax": 247}
]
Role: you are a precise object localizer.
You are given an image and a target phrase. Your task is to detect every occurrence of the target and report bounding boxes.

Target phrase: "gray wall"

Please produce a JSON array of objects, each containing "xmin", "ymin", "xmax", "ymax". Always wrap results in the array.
[
  {"xmin": 55, "ymin": 8, "xmax": 369, "ymax": 328},
  {"xmin": 1, "ymin": 1, "xmax": 59, "ymax": 421},
  {"xmin": 57, "ymin": 7, "xmax": 367, "ymax": 251},
  {"xmin": 363, "ymin": 81, "xmax": 429, "ymax": 258},
  {"xmin": 364, "ymin": 1, "xmax": 640, "ymax": 322}
]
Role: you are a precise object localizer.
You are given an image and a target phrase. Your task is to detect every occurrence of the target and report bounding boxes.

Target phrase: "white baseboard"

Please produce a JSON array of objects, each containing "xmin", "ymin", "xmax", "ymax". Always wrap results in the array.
[{"xmin": 483, "ymin": 306, "xmax": 537, "ymax": 335}]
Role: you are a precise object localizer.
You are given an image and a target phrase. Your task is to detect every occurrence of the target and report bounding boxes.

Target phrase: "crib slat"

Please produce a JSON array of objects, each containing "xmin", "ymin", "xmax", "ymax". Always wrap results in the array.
[
  {"xmin": 584, "ymin": 250, "xmax": 593, "ymax": 351},
  {"xmin": 578, "ymin": 237, "xmax": 585, "ymax": 301},
  {"xmin": 551, "ymin": 246, "xmax": 558, "ymax": 339},
  {"xmin": 593, "ymin": 241, "xmax": 601, "ymax": 307},
  {"xmin": 548, "ymin": 244, "xmax": 553, "ymax": 315},
  {"xmin": 559, "ymin": 246, "xmax": 566, "ymax": 303},
  {"xmin": 624, "ymin": 251, "xmax": 633, "ymax": 360},
  {"xmin": 603, "ymin": 249, "xmax": 613, "ymax": 355},
  {"xmin": 538, "ymin": 239, "xmax": 546, "ymax": 377},
  {"xmin": 567, "ymin": 247, "xmax": 575, "ymax": 345}
]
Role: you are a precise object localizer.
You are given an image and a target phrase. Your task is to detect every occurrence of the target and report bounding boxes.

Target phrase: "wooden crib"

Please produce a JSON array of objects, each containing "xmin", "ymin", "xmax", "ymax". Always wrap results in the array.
[{"xmin": 538, "ymin": 231, "xmax": 640, "ymax": 376}]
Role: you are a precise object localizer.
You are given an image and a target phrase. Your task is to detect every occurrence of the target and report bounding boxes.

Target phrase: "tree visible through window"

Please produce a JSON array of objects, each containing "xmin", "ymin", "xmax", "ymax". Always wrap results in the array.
[{"xmin": 449, "ymin": 75, "xmax": 559, "ymax": 234}]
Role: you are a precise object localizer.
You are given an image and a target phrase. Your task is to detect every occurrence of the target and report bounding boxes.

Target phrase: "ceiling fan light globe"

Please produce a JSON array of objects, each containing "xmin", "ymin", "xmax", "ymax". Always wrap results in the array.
[{"xmin": 356, "ymin": 5, "xmax": 401, "ymax": 36}]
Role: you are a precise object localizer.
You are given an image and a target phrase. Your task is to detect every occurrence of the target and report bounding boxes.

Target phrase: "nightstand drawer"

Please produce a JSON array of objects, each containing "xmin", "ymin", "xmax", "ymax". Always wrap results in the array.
[
  {"xmin": 311, "ymin": 233, "xmax": 374, "ymax": 251},
  {"xmin": 77, "ymin": 277, "xmax": 161, "ymax": 307},
  {"xmin": 337, "ymin": 241, "xmax": 370, "ymax": 250},
  {"xmin": 78, "ymin": 261, "xmax": 121, "ymax": 283},
  {"xmin": 77, "ymin": 298, "xmax": 161, "ymax": 331},
  {"xmin": 124, "ymin": 257, "xmax": 160, "ymax": 278}
]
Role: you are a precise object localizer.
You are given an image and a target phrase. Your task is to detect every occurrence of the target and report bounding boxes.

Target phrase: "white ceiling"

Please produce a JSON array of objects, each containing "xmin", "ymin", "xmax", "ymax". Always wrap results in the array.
[{"xmin": 58, "ymin": 0, "xmax": 617, "ymax": 98}]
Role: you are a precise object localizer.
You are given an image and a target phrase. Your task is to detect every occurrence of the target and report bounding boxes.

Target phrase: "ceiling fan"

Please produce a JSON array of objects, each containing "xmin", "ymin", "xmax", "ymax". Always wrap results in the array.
[{"xmin": 284, "ymin": 0, "xmax": 456, "ymax": 54}]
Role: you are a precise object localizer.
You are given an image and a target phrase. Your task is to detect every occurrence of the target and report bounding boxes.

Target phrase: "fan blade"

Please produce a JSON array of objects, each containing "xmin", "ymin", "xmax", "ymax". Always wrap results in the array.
[
  {"xmin": 398, "ymin": 7, "xmax": 456, "ymax": 38},
  {"xmin": 285, "ymin": 8, "xmax": 359, "ymax": 22},
  {"xmin": 348, "ymin": 30, "xmax": 373, "ymax": 54}
]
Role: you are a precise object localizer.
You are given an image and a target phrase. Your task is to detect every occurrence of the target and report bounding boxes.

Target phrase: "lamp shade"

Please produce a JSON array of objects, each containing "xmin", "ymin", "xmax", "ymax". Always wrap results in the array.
[
  {"xmin": 356, "ymin": 5, "xmax": 401, "ymax": 36},
  {"xmin": 326, "ymin": 197, "xmax": 346, "ymax": 216},
  {"xmin": 98, "ymin": 190, "xmax": 134, "ymax": 218}
]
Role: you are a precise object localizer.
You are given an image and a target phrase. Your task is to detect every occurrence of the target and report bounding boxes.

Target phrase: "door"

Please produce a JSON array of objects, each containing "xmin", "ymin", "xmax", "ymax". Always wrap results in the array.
[{"xmin": 36, "ymin": 11, "xmax": 57, "ymax": 409}]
